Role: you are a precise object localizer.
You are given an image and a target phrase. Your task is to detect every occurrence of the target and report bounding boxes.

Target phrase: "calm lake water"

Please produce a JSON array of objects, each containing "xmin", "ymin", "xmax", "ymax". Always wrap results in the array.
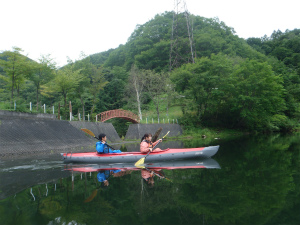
[{"xmin": 0, "ymin": 133, "xmax": 299, "ymax": 225}]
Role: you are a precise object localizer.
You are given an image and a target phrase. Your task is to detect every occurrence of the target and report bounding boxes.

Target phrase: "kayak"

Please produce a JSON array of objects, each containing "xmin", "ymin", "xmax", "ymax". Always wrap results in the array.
[
  {"xmin": 64, "ymin": 158, "xmax": 221, "ymax": 172},
  {"xmin": 61, "ymin": 145, "xmax": 219, "ymax": 163}
]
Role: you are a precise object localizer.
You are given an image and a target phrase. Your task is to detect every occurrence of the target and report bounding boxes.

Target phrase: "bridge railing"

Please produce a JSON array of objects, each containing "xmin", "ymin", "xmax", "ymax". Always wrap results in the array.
[{"xmin": 97, "ymin": 109, "xmax": 139, "ymax": 123}]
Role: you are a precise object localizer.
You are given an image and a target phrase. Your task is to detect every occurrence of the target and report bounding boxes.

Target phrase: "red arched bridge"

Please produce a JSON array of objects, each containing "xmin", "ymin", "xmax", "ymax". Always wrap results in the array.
[{"xmin": 96, "ymin": 109, "xmax": 139, "ymax": 123}]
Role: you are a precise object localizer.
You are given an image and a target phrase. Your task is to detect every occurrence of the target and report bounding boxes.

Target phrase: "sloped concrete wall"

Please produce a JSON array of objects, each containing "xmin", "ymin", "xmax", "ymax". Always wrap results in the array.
[
  {"xmin": 0, "ymin": 111, "xmax": 184, "ymax": 157},
  {"xmin": 125, "ymin": 124, "xmax": 182, "ymax": 140},
  {"xmin": 70, "ymin": 121, "xmax": 121, "ymax": 143},
  {"xmin": 0, "ymin": 118, "xmax": 94, "ymax": 157}
]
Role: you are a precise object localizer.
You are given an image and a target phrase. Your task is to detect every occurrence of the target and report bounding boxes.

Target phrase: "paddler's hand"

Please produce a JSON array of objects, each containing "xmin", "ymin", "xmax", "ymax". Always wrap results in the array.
[
  {"xmin": 158, "ymin": 139, "xmax": 162, "ymax": 142},
  {"xmin": 149, "ymin": 148, "xmax": 153, "ymax": 152}
]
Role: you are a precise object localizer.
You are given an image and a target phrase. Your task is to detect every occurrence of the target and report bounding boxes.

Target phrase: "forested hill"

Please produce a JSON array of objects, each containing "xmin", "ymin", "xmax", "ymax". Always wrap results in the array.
[
  {"xmin": 83, "ymin": 12, "xmax": 300, "ymax": 132},
  {"xmin": 1, "ymin": 12, "xmax": 300, "ymax": 133},
  {"xmin": 89, "ymin": 11, "xmax": 265, "ymax": 72},
  {"xmin": 247, "ymin": 29, "xmax": 300, "ymax": 75}
]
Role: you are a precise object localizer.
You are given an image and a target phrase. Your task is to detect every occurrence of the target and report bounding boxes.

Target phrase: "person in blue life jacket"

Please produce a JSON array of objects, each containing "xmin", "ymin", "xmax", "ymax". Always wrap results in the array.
[
  {"xmin": 97, "ymin": 169, "xmax": 122, "ymax": 187},
  {"xmin": 96, "ymin": 133, "xmax": 122, "ymax": 154}
]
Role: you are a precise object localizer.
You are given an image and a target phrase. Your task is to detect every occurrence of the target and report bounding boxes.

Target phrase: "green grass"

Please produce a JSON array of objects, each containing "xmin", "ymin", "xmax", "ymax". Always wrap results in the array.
[
  {"xmin": 169, "ymin": 127, "xmax": 245, "ymax": 141},
  {"xmin": 139, "ymin": 102, "xmax": 183, "ymax": 124},
  {"xmin": 0, "ymin": 102, "xmax": 11, "ymax": 110}
]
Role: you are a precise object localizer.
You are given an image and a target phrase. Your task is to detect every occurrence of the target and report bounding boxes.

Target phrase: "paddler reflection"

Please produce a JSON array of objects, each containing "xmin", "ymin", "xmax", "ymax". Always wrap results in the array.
[
  {"xmin": 97, "ymin": 169, "xmax": 133, "ymax": 187},
  {"xmin": 97, "ymin": 169, "xmax": 121, "ymax": 187},
  {"xmin": 141, "ymin": 167, "xmax": 168, "ymax": 187}
]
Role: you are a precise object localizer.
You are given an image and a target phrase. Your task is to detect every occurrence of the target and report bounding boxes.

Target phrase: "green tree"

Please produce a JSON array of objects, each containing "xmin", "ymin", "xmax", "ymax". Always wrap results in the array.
[
  {"xmin": 225, "ymin": 60, "xmax": 286, "ymax": 130},
  {"xmin": 171, "ymin": 53, "xmax": 233, "ymax": 120},
  {"xmin": 89, "ymin": 65, "xmax": 108, "ymax": 117},
  {"xmin": 29, "ymin": 54, "xmax": 56, "ymax": 110},
  {"xmin": 0, "ymin": 47, "xmax": 33, "ymax": 105},
  {"xmin": 127, "ymin": 65, "xmax": 145, "ymax": 120},
  {"xmin": 43, "ymin": 65, "xmax": 84, "ymax": 119},
  {"xmin": 172, "ymin": 54, "xmax": 287, "ymax": 131},
  {"xmin": 70, "ymin": 53, "xmax": 95, "ymax": 120},
  {"xmin": 144, "ymin": 70, "xmax": 168, "ymax": 121}
]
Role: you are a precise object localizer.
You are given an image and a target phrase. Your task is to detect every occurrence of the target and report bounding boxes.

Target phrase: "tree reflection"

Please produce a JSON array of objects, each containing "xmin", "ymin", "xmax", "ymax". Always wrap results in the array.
[{"xmin": 0, "ymin": 134, "xmax": 299, "ymax": 225}]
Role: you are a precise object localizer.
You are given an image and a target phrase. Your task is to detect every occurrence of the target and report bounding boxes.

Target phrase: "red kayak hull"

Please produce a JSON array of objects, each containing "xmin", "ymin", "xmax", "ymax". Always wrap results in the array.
[{"xmin": 61, "ymin": 146, "xmax": 219, "ymax": 163}]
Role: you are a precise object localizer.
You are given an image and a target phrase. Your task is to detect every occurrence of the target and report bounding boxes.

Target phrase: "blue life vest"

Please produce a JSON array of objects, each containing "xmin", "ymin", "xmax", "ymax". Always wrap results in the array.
[{"xmin": 96, "ymin": 142, "xmax": 122, "ymax": 154}]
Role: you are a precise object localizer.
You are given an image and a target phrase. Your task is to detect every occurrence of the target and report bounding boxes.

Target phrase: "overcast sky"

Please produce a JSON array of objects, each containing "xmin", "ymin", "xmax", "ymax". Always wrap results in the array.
[{"xmin": 1, "ymin": 0, "xmax": 299, "ymax": 67}]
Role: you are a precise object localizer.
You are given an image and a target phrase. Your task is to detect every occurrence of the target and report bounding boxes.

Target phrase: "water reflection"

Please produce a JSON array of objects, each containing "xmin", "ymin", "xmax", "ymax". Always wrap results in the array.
[
  {"xmin": 65, "ymin": 158, "xmax": 220, "ymax": 190},
  {"xmin": 0, "ymin": 134, "xmax": 299, "ymax": 225}
]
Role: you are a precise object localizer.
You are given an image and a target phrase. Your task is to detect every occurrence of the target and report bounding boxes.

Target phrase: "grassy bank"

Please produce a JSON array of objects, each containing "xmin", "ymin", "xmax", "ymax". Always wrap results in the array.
[{"xmin": 170, "ymin": 127, "xmax": 246, "ymax": 141}]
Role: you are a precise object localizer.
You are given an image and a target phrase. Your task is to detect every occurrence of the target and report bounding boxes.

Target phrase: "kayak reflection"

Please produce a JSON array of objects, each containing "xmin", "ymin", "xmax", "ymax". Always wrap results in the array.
[
  {"xmin": 65, "ymin": 158, "xmax": 220, "ymax": 172},
  {"xmin": 65, "ymin": 158, "xmax": 221, "ymax": 188}
]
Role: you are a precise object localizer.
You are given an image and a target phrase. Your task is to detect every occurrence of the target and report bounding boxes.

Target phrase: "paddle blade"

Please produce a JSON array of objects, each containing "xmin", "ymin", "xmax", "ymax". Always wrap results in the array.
[
  {"xmin": 152, "ymin": 127, "xmax": 162, "ymax": 142},
  {"xmin": 84, "ymin": 189, "xmax": 98, "ymax": 203},
  {"xmin": 135, "ymin": 164, "xmax": 146, "ymax": 169},
  {"xmin": 135, "ymin": 157, "xmax": 145, "ymax": 166},
  {"xmin": 81, "ymin": 128, "xmax": 97, "ymax": 138}
]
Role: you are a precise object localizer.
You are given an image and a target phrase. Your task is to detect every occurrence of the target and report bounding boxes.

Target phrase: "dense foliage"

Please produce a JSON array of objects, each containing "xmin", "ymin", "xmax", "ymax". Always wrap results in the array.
[{"xmin": 1, "ymin": 12, "xmax": 299, "ymax": 132}]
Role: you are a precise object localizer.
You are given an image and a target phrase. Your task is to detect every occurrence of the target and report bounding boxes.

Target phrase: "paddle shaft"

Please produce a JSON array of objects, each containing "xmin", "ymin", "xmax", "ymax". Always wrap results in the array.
[
  {"xmin": 134, "ymin": 131, "xmax": 170, "ymax": 166},
  {"xmin": 144, "ymin": 139, "xmax": 161, "ymax": 158},
  {"xmin": 143, "ymin": 131, "xmax": 170, "ymax": 159}
]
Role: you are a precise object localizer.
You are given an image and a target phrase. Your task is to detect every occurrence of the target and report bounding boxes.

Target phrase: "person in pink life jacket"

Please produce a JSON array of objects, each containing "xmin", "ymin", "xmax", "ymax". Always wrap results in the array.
[{"xmin": 140, "ymin": 133, "xmax": 162, "ymax": 153}]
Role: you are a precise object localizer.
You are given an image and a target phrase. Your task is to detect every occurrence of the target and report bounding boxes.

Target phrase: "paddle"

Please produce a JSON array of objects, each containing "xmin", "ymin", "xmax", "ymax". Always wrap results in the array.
[
  {"xmin": 144, "ymin": 167, "xmax": 172, "ymax": 182},
  {"xmin": 135, "ymin": 131, "xmax": 170, "ymax": 166},
  {"xmin": 81, "ymin": 128, "xmax": 116, "ymax": 150},
  {"xmin": 84, "ymin": 188, "xmax": 100, "ymax": 203}
]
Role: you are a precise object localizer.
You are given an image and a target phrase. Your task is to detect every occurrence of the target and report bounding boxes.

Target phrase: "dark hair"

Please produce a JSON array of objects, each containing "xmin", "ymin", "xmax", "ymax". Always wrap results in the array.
[
  {"xmin": 141, "ymin": 133, "xmax": 152, "ymax": 143},
  {"xmin": 98, "ymin": 133, "xmax": 106, "ymax": 141}
]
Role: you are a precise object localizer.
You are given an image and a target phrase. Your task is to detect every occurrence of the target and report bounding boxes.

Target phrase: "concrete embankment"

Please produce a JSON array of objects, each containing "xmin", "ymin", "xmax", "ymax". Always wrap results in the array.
[
  {"xmin": 125, "ymin": 124, "xmax": 183, "ymax": 140},
  {"xmin": 0, "ymin": 111, "xmax": 184, "ymax": 157},
  {"xmin": 70, "ymin": 121, "xmax": 121, "ymax": 142},
  {"xmin": 0, "ymin": 111, "xmax": 95, "ymax": 157}
]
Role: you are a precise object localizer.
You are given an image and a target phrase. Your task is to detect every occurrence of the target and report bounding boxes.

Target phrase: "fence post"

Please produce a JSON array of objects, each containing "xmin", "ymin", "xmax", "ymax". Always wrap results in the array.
[
  {"xmin": 30, "ymin": 102, "xmax": 32, "ymax": 111},
  {"xmin": 79, "ymin": 113, "xmax": 81, "ymax": 121},
  {"xmin": 176, "ymin": 119, "xmax": 178, "ymax": 124},
  {"xmin": 158, "ymin": 118, "xmax": 159, "ymax": 124},
  {"xmin": 52, "ymin": 106, "xmax": 54, "ymax": 114},
  {"xmin": 146, "ymin": 118, "xmax": 148, "ymax": 124},
  {"xmin": 96, "ymin": 115, "xmax": 98, "ymax": 122},
  {"xmin": 173, "ymin": 119, "xmax": 174, "ymax": 124},
  {"xmin": 163, "ymin": 118, "xmax": 165, "ymax": 124},
  {"xmin": 14, "ymin": 101, "xmax": 16, "ymax": 110},
  {"xmin": 168, "ymin": 119, "xmax": 170, "ymax": 124},
  {"xmin": 58, "ymin": 103, "xmax": 61, "ymax": 120},
  {"xmin": 44, "ymin": 104, "xmax": 46, "ymax": 113},
  {"xmin": 69, "ymin": 101, "xmax": 72, "ymax": 121},
  {"xmin": 88, "ymin": 114, "xmax": 90, "ymax": 122},
  {"xmin": 152, "ymin": 118, "xmax": 154, "ymax": 124}
]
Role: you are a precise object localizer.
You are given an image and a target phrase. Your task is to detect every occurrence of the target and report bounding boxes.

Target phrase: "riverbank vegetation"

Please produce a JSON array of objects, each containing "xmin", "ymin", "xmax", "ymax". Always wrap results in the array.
[{"xmin": 1, "ymin": 12, "xmax": 300, "ymax": 133}]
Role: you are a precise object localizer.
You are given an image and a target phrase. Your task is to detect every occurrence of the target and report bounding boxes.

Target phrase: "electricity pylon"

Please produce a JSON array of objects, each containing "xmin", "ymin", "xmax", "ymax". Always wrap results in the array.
[{"xmin": 169, "ymin": 0, "xmax": 195, "ymax": 71}]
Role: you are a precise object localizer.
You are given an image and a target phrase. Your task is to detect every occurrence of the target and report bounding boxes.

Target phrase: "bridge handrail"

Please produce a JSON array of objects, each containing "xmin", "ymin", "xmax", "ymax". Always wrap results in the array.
[{"xmin": 96, "ymin": 109, "xmax": 139, "ymax": 123}]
